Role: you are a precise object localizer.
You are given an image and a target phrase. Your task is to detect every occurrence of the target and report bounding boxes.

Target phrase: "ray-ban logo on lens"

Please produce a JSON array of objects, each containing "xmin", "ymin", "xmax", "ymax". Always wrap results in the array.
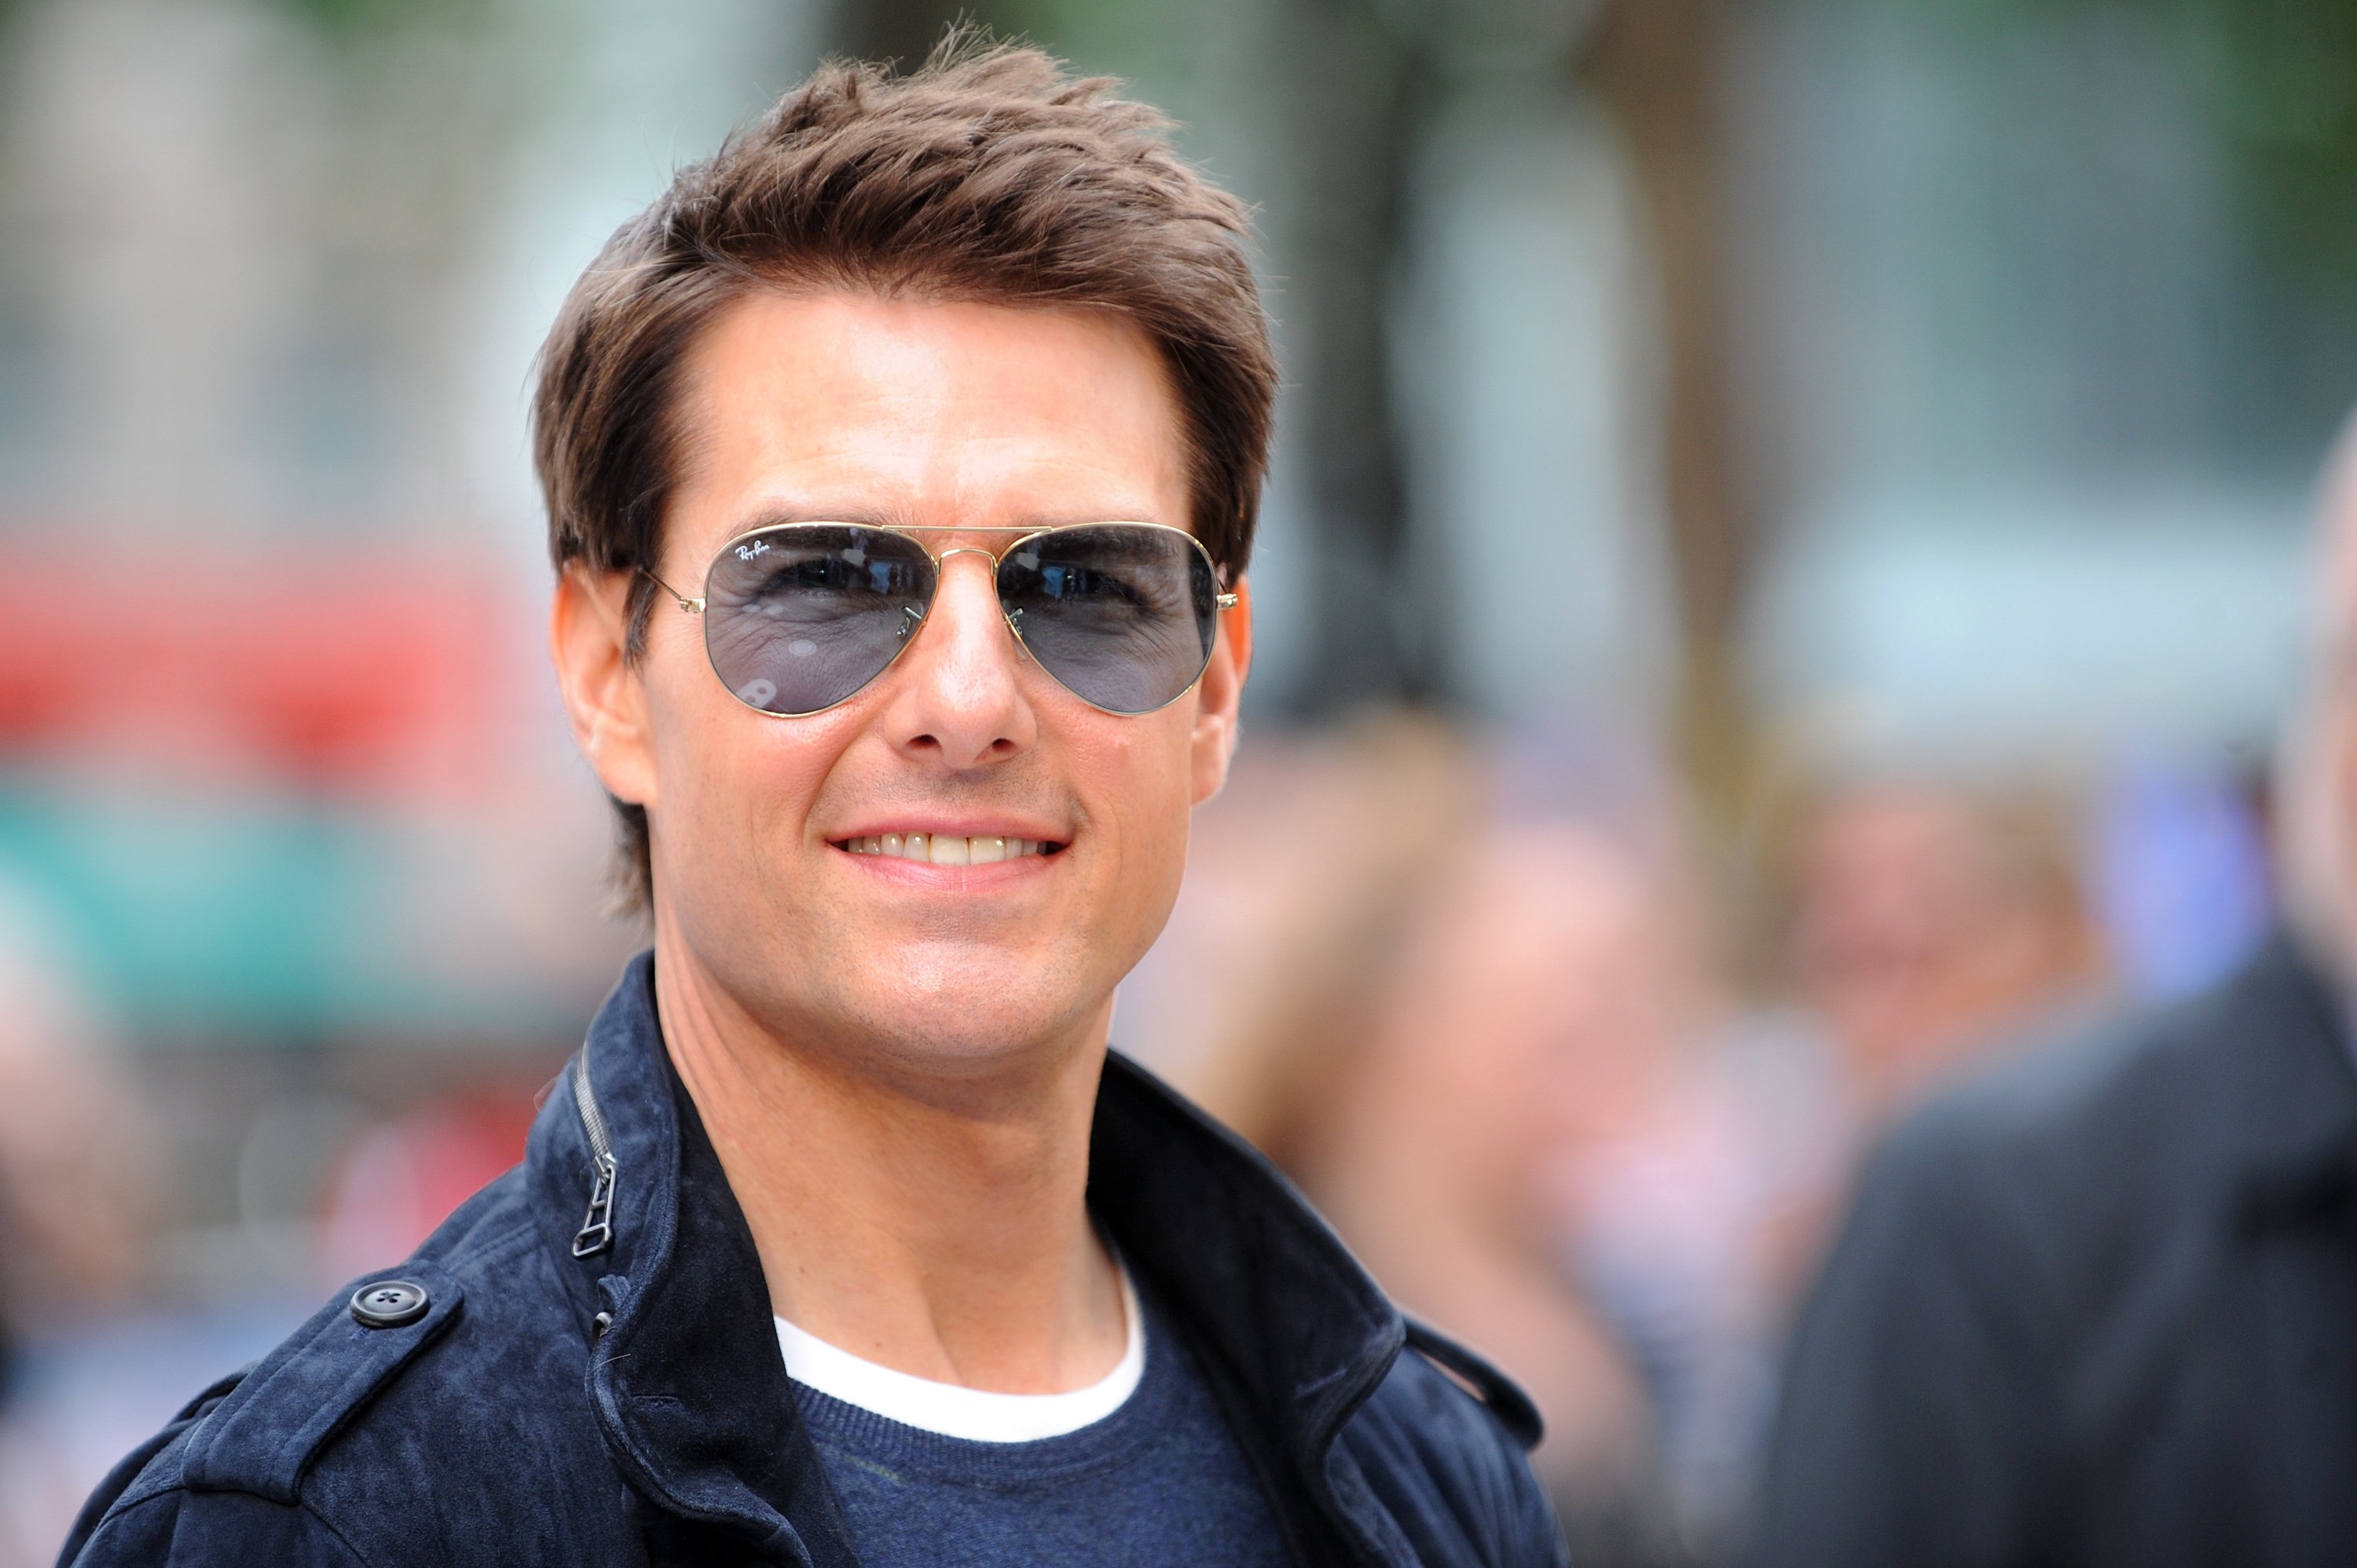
[{"xmin": 737, "ymin": 540, "xmax": 771, "ymax": 561}]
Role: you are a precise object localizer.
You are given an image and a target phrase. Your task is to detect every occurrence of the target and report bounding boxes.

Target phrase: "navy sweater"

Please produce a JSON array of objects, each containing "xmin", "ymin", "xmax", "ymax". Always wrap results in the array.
[{"xmin": 794, "ymin": 1288, "xmax": 1289, "ymax": 1567}]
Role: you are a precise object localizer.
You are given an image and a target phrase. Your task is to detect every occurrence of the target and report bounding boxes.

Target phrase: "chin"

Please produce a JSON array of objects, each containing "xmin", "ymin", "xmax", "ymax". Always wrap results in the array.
[
  {"xmin": 826, "ymin": 961, "xmax": 1106, "ymax": 1071},
  {"xmin": 852, "ymin": 1005, "xmax": 1099, "ymax": 1087}
]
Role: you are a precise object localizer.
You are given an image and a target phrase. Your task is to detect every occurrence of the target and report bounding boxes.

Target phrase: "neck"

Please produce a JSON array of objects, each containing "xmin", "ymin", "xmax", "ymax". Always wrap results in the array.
[{"xmin": 649, "ymin": 932, "xmax": 1126, "ymax": 1395}]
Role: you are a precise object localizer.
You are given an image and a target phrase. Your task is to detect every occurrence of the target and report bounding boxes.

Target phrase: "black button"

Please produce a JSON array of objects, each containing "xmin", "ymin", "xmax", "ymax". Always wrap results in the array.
[{"xmin": 350, "ymin": 1279, "xmax": 431, "ymax": 1328}]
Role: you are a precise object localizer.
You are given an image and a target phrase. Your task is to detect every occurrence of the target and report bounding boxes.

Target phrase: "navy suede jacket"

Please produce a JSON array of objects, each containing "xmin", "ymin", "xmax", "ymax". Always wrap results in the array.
[{"xmin": 63, "ymin": 956, "xmax": 1568, "ymax": 1567}]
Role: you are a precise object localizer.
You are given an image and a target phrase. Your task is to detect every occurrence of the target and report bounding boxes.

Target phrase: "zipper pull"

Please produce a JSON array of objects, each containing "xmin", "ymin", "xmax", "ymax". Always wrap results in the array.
[
  {"xmin": 568, "ymin": 1054, "xmax": 619, "ymax": 1260},
  {"xmin": 572, "ymin": 1153, "xmax": 617, "ymax": 1258}
]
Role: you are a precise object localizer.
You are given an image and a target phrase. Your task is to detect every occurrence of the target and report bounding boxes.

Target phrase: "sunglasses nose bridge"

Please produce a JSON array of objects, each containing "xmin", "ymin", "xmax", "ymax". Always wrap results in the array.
[
  {"xmin": 927, "ymin": 543, "xmax": 1043, "ymax": 658},
  {"xmin": 930, "ymin": 544, "xmax": 1003, "ymax": 571},
  {"xmin": 936, "ymin": 548, "xmax": 1043, "ymax": 665},
  {"xmin": 929, "ymin": 547, "xmax": 1007, "ymax": 615},
  {"xmin": 915, "ymin": 546, "xmax": 1029, "ymax": 661}
]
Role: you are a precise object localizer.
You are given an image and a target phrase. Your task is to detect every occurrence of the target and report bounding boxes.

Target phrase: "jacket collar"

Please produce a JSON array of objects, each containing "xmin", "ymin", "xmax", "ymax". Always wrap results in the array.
[{"xmin": 526, "ymin": 952, "xmax": 1405, "ymax": 1560}]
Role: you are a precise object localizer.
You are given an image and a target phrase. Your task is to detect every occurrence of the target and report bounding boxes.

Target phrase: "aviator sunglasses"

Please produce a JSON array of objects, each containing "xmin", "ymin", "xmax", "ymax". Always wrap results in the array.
[{"xmin": 642, "ymin": 521, "xmax": 1239, "ymax": 718}]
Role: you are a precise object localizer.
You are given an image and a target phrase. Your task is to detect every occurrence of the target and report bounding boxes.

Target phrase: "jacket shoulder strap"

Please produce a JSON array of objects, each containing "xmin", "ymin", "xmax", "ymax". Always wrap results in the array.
[{"xmin": 178, "ymin": 1261, "xmax": 465, "ymax": 1503}]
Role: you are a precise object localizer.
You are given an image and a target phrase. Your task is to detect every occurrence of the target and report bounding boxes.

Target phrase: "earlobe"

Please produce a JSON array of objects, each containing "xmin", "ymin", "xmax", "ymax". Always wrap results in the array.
[
  {"xmin": 1190, "ymin": 576, "xmax": 1253, "ymax": 805},
  {"xmin": 550, "ymin": 566, "xmax": 662, "ymax": 812}
]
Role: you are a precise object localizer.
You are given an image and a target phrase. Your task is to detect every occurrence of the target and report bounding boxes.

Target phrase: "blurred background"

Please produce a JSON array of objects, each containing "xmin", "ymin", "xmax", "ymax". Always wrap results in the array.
[{"xmin": 0, "ymin": 0, "xmax": 2344, "ymax": 1560}]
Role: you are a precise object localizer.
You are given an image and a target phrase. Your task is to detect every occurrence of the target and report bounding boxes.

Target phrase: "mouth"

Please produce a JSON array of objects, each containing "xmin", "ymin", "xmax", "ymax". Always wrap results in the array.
[{"xmin": 830, "ymin": 832, "xmax": 1065, "ymax": 866}]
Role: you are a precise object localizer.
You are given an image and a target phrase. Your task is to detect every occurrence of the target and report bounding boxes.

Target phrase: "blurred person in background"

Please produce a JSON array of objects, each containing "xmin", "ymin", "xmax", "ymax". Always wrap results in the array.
[
  {"xmin": 1784, "ymin": 776, "xmax": 2106, "ymax": 1127},
  {"xmin": 1712, "ymin": 775, "xmax": 2110, "ymax": 1332},
  {"xmin": 62, "ymin": 40, "xmax": 1564, "ymax": 1568},
  {"xmin": 1747, "ymin": 420, "xmax": 2357, "ymax": 1566},
  {"xmin": 1116, "ymin": 713, "xmax": 1479, "ymax": 1167},
  {"xmin": 0, "ymin": 892, "xmax": 157, "ymax": 1351},
  {"xmin": 0, "ymin": 888, "xmax": 162, "ymax": 1566},
  {"xmin": 1157, "ymin": 735, "xmax": 1819, "ymax": 1567},
  {"xmin": 1299, "ymin": 822, "xmax": 1688, "ymax": 1566}
]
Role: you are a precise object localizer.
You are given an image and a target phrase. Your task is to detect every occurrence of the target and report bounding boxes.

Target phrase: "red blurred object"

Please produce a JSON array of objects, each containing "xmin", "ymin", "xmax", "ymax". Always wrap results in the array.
[
  {"xmin": 0, "ymin": 542, "xmax": 521, "ymax": 795},
  {"xmin": 318, "ymin": 1090, "xmax": 540, "ymax": 1280}
]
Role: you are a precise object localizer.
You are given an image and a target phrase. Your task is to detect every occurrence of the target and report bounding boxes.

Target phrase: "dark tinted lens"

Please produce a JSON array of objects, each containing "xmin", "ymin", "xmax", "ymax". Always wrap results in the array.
[
  {"xmin": 997, "ymin": 525, "xmax": 1218, "ymax": 713},
  {"xmin": 702, "ymin": 526, "xmax": 935, "ymax": 714}
]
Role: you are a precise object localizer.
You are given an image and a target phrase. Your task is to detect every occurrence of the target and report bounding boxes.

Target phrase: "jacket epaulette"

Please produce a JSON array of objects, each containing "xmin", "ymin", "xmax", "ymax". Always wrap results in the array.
[
  {"xmin": 1402, "ymin": 1317, "xmax": 1544, "ymax": 1451},
  {"xmin": 177, "ymin": 1260, "xmax": 467, "ymax": 1501}
]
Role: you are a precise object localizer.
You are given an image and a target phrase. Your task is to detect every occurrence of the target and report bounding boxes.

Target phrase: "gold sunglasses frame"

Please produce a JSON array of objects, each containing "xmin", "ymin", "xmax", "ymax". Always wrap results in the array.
[{"xmin": 640, "ymin": 520, "xmax": 1241, "ymax": 718}]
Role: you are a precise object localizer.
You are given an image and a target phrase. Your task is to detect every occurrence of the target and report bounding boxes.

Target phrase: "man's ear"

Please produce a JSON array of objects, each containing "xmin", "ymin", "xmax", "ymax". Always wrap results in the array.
[
  {"xmin": 1190, "ymin": 576, "xmax": 1253, "ymax": 805},
  {"xmin": 551, "ymin": 564, "xmax": 661, "ymax": 815}
]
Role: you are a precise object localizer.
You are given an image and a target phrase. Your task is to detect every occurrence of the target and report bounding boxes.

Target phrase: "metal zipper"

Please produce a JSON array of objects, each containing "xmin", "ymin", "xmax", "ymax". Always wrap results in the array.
[{"xmin": 570, "ymin": 1053, "xmax": 618, "ymax": 1258}]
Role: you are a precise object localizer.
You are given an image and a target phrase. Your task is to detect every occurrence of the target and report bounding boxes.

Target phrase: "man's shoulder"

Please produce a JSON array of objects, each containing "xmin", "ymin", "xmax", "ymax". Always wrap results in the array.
[
  {"xmin": 1879, "ymin": 1003, "xmax": 2172, "ymax": 1214},
  {"xmin": 1332, "ymin": 1325, "xmax": 1570, "ymax": 1568},
  {"xmin": 65, "ymin": 1169, "xmax": 623, "ymax": 1567},
  {"xmin": 1851, "ymin": 943, "xmax": 2344, "ymax": 1324},
  {"xmin": 1887, "ymin": 952, "xmax": 2317, "ymax": 1214}
]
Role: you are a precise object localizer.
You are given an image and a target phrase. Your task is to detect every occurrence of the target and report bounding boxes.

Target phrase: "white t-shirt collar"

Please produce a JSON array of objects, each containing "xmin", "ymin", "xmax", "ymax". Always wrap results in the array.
[{"xmin": 775, "ymin": 1269, "xmax": 1145, "ymax": 1443}]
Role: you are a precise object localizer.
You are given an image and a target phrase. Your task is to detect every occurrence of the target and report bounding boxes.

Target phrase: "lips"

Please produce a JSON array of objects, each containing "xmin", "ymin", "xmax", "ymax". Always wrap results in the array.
[{"xmin": 833, "ymin": 832, "xmax": 1061, "ymax": 866}]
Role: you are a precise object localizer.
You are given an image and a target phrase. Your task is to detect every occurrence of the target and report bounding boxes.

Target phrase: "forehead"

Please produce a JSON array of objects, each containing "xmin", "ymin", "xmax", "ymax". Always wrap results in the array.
[{"xmin": 668, "ymin": 288, "xmax": 1189, "ymax": 549}]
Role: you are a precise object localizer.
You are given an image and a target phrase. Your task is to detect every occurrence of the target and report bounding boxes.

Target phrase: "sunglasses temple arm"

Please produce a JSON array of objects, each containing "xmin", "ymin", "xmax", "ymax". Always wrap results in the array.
[{"xmin": 638, "ymin": 566, "xmax": 706, "ymax": 614}]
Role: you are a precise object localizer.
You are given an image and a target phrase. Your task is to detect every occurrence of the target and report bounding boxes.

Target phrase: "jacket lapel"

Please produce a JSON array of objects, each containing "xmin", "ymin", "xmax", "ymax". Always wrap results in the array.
[
  {"xmin": 559, "ymin": 956, "xmax": 860, "ymax": 1567},
  {"xmin": 1089, "ymin": 1054, "xmax": 1411, "ymax": 1565}
]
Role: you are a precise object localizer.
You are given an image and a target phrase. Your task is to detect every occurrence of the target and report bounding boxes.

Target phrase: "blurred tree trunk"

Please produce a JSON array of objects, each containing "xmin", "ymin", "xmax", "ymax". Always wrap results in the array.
[
  {"xmin": 1582, "ymin": 0, "xmax": 1758, "ymax": 833},
  {"xmin": 1277, "ymin": 5, "xmax": 1431, "ymax": 713}
]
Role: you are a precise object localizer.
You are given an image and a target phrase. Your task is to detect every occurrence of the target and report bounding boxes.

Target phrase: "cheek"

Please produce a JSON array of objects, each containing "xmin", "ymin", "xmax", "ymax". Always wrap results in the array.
[
  {"xmin": 1078, "ymin": 713, "xmax": 1197, "ymax": 896},
  {"xmin": 643, "ymin": 654, "xmax": 842, "ymax": 860}
]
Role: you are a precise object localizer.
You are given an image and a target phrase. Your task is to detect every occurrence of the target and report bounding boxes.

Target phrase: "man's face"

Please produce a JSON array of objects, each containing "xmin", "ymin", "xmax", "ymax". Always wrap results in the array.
[{"xmin": 556, "ymin": 291, "xmax": 1248, "ymax": 1079}]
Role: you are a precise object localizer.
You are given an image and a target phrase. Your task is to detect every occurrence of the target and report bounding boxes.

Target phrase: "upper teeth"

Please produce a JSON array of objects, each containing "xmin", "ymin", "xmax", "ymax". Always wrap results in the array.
[{"xmin": 845, "ymin": 833, "xmax": 1047, "ymax": 865}]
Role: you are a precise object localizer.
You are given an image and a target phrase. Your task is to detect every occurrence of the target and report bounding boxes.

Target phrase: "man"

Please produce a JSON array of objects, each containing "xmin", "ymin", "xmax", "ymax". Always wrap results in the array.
[
  {"xmin": 1748, "ymin": 427, "xmax": 2357, "ymax": 1567},
  {"xmin": 61, "ymin": 41, "xmax": 1564, "ymax": 1568}
]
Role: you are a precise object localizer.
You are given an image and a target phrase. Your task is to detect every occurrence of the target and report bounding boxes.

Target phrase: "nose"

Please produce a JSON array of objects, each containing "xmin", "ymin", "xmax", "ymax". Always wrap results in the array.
[{"xmin": 879, "ymin": 551, "xmax": 1036, "ymax": 768}]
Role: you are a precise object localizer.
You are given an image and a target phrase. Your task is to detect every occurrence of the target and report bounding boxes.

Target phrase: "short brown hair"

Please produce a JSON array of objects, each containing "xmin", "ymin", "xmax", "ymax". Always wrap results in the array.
[{"xmin": 531, "ymin": 35, "xmax": 1276, "ymax": 910}]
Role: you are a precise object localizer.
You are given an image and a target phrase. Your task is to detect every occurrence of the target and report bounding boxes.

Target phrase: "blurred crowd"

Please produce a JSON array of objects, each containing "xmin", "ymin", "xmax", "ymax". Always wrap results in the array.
[{"xmin": 1118, "ymin": 714, "xmax": 2266, "ymax": 1565}]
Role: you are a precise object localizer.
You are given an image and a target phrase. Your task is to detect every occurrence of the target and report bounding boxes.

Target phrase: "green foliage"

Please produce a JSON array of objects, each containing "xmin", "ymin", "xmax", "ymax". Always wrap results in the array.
[
  {"xmin": 2179, "ymin": 0, "xmax": 2357, "ymax": 292},
  {"xmin": 991, "ymin": 0, "xmax": 1161, "ymax": 72},
  {"xmin": 1945, "ymin": 0, "xmax": 2357, "ymax": 296}
]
